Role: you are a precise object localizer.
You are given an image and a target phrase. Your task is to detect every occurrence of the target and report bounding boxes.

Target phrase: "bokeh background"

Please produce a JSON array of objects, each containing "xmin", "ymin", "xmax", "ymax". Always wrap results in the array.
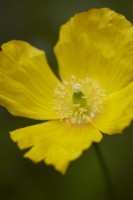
[{"xmin": 0, "ymin": 0, "xmax": 133, "ymax": 200}]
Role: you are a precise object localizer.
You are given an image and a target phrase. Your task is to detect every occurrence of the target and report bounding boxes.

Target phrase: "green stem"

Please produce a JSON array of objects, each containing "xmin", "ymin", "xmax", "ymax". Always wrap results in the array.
[{"xmin": 93, "ymin": 143, "xmax": 115, "ymax": 200}]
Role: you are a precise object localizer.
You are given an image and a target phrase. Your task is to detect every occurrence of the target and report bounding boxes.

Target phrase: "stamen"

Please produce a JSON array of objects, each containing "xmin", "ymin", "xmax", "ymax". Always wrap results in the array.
[{"xmin": 53, "ymin": 75, "xmax": 106, "ymax": 124}]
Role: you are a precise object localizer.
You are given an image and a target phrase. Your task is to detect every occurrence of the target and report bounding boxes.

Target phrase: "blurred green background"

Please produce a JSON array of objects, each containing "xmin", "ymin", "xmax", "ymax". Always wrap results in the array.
[{"xmin": 0, "ymin": 0, "xmax": 133, "ymax": 200}]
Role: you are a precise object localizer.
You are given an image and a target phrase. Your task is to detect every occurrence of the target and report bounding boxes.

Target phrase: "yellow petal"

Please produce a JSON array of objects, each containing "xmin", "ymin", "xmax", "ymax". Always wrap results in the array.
[
  {"xmin": 0, "ymin": 40, "xmax": 60, "ymax": 120},
  {"xmin": 55, "ymin": 8, "xmax": 133, "ymax": 94},
  {"xmin": 91, "ymin": 82, "xmax": 133, "ymax": 134},
  {"xmin": 10, "ymin": 120, "xmax": 102, "ymax": 174}
]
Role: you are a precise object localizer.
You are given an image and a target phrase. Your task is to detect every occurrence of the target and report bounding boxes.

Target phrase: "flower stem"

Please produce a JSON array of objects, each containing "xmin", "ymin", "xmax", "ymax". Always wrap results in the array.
[{"xmin": 93, "ymin": 143, "xmax": 115, "ymax": 200}]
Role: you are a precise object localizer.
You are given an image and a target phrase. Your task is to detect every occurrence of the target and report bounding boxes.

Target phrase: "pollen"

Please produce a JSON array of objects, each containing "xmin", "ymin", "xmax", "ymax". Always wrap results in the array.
[{"xmin": 53, "ymin": 75, "xmax": 106, "ymax": 124}]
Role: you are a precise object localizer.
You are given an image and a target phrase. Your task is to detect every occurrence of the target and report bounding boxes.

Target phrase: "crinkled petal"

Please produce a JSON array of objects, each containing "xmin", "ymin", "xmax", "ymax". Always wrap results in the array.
[
  {"xmin": 10, "ymin": 120, "xmax": 102, "ymax": 174},
  {"xmin": 55, "ymin": 8, "xmax": 133, "ymax": 94},
  {"xmin": 0, "ymin": 40, "xmax": 60, "ymax": 120},
  {"xmin": 91, "ymin": 82, "xmax": 133, "ymax": 134}
]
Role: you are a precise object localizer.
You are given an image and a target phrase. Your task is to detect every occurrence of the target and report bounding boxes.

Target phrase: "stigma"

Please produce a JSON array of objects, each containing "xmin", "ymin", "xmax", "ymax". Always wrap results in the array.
[
  {"xmin": 72, "ymin": 83, "xmax": 81, "ymax": 93},
  {"xmin": 53, "ymin": 75, "xmax": 106, "ymax": 124}
]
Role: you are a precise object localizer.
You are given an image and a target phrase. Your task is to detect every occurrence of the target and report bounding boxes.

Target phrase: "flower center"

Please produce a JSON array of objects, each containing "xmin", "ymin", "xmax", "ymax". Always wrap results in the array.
[{"xmin": 53, "ymin": 75, "xmax": 106, "ymax": 124}]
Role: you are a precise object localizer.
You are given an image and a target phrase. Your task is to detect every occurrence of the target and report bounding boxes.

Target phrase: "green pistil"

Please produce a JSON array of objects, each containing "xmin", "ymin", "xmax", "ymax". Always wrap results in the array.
[{"xmin": 72, "ymin": 91, "xmax": 87, "ymax": 107}]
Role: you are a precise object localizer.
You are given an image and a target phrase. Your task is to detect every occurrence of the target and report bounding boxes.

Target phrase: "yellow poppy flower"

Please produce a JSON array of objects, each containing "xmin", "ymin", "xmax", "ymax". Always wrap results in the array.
[{"xmin": 0, "ymin": 8, "xmax": 133, "ymax": 174}]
